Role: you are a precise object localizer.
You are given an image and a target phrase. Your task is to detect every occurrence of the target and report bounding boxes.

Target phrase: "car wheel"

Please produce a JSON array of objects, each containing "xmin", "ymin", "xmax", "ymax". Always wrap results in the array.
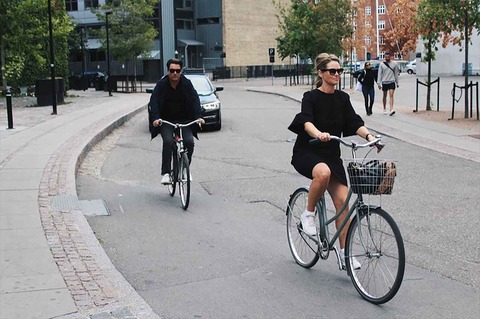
[
  {"xmin": 213, "ymin": 113, "xmax": 222, "ymax": 131},
  {"xmin": 407, "ymin": 69, "xmax": 413, "ymax": 74}
]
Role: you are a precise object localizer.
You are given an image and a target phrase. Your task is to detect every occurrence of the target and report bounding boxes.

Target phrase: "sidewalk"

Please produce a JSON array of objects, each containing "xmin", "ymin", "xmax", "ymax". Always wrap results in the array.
[
  {"xmin": 0, "ymin": 90, "xmax": 159, "ymax": 319},
  {"xmin": 0, "ymin": 78, "xmax": 479, "ymax": 319}
]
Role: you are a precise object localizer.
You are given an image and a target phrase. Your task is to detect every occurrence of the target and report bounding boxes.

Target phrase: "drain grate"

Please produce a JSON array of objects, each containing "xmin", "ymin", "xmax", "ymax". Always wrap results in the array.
[{"xmin": 50, "ymin": 195, "xmax": 110, "ymax": 216}]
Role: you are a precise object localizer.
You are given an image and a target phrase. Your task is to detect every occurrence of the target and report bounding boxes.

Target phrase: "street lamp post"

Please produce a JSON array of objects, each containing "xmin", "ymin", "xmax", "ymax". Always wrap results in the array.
[
  {"xmin": 105, "ymin": 11, "xmax": 113, "ymax": 96},
  {"xmin": 47, "ymin": 0, "xmax": 57, "ymax": 114}
]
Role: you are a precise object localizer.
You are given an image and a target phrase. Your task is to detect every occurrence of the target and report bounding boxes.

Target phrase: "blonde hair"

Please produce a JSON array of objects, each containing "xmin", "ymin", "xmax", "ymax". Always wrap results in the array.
[{"xmin": 314, "ymin": 53, "xmax": 341, "ymax": 88}]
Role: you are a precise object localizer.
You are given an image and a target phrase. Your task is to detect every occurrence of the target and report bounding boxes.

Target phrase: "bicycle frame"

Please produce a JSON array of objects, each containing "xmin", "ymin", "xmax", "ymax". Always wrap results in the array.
[{"xmin": 314, "ymin": 187, "xmax": 380, "ymax": 260}]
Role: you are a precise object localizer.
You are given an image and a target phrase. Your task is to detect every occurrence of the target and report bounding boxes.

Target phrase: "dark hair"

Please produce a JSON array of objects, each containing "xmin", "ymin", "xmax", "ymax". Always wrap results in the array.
[
  {"xmin": 167, "ymin": 58, "xmax": 183, "ymax": 69},
  {"xmin": 384, "ymin": 52, "xmax": 391, "ymax": 56},
  {"xmin": 314, "ymin": 53, "xmax": 340, "ymax": 88}
]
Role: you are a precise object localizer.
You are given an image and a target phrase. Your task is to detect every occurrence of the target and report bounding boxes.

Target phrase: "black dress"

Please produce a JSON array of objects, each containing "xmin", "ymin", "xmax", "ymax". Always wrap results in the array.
[{"xmin": 288, "ymin": 89, "xmax": 364, "ymax": 185}]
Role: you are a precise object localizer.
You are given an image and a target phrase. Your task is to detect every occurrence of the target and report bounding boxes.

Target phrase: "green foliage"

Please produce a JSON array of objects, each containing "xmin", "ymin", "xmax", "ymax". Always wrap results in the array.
[
  {"xmin": 273, "ymin": 0, "xmax": 353, "ymax": 61},
  {"xmin": 416, "ymin": 0, "xmax": 480, "ymax": 62},
  {"xmin": 0, "ymin": 0, "xmax": 74, "ymax": 87},
  {"xmin": 94, "ymin": 0, "xmax": 158, "ymax": 65}
]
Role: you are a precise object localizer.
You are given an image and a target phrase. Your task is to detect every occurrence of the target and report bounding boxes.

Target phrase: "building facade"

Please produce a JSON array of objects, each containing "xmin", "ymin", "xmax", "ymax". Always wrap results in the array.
[{"xmin": 67, "ymin": 0, "xmax": 290, "ymax": 81}]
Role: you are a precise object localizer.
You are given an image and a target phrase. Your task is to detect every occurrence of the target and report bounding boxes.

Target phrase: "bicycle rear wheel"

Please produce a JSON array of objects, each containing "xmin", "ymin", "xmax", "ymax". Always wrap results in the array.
[
  {"xmin": 345, "ymin": 207, "xmax": 405, "ymax": 304},
  {"xmin": 286, "ymin": 187, "xmax": 319, "ymax": 268},
  {"xmin": 178, "ymin": 152, "xmax": 190, "ymax": 210}
]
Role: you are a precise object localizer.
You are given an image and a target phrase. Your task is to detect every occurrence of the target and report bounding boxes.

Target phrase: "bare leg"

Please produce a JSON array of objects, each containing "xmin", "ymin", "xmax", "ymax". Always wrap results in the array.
[
  {"xmin": 307, "ymin": 163, "xmax": 330, "ymax": 212},
  {"xmin": 388, "ymin": 89, "xmax": 395, "ymax": 111},
  {"xmin": 382, "ymin": 90, "xmax": 388, "ymax": 111}
]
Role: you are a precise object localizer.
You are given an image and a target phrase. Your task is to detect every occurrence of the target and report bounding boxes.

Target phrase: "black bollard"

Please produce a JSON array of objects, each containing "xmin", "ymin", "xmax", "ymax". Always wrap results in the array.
[{"xmin": 6, "ymin": 89, "xmax": 13, "ymax": 129}]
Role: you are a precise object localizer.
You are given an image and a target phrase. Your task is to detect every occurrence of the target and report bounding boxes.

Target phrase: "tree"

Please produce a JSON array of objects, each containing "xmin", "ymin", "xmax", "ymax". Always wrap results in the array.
[
  {"xmin": 94, "ymin": 0, "xmax": 158, "ymax": 90},
  {"xmin": 383, "ymin": 0, "xmax": 420, "ymax": 57},
  {"xmin": 273, "ymin": 0, "xmax": 353, "ymax": 62},
  {"xmin": 417, "ymin": 0, "xmax": 480, "ymax": 115},
  {"xmin": 0, "ymin": 0, "xmax": 73, "ymax": 88}
]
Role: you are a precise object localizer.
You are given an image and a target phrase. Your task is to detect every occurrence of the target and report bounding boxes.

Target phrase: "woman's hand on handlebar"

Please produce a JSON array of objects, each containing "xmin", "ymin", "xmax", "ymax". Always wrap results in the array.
[
  {"xmin": 198, "ymin": 118, "xmax": 205, "ymax": 125},
  {"xmin": 153, "ymin": 119, "xmax": 161, "ymax": 127}
]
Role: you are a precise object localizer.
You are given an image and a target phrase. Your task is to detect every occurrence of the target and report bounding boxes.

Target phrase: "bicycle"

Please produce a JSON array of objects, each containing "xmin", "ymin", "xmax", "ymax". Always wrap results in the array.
[
  {"xmin": 286, "ymin": 135, "xmax": 405, "ymax": 304},
  {"xmin": 158, "ymin": 119, "xmax": 201, "ymax": 210}
]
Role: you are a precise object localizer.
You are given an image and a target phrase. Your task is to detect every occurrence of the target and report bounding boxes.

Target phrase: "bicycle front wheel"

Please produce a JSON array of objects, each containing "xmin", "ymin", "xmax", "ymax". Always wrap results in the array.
[
  {"xmin": 286, "ymin": 188, "xmax": 319, "ymax": 268},
  {"xmin": 178, "ymin": 152, "xmax": 190, "ymax": 210},
  {"xmin": 168, "ymin": 151, "xmax": 178, "ymax": 197},
  {"xmin": 345, "ymin": 207, "xmax": 405, "ymax": 304}
]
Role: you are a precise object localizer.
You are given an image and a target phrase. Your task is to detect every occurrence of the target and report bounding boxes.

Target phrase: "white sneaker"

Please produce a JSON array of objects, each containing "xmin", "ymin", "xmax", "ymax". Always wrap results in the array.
[
  {"xmin": 389, "ymin": 110, "xmax": 396, "ymax": 116},
  {"xmin": 300, "ymin": 211, "xmax": 316, "ymax": 236},
  {"xmin": 383, "ymin": 109, "xmax": 388, "ymax": 115},
  {"xmin": 161, "ymin": 173, "xmax": 171, "ymax": 184},
  {"xmin": 340, "ymin": 249, "xmax": 361, "ymax": 270}
]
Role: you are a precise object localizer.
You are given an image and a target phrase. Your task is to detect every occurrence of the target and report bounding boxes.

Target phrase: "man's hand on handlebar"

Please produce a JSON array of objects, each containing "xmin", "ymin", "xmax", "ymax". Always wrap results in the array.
[
  {"xmin": 152, "ymin": 119, "xmax": 161, "ymax": 127},
  {"xmin": 316, "ymin": 132, "xmax": 331, "ymax": 142}
]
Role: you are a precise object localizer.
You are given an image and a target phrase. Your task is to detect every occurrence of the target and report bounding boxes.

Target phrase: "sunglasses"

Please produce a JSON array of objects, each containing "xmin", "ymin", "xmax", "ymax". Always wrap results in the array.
[
  {"xmin": 169, "ymin": 68, "xmax": 181, "ymax": 74},
  {"xmin": 321, "ymin": 68, "xmax": 344, "ymax": 75}
]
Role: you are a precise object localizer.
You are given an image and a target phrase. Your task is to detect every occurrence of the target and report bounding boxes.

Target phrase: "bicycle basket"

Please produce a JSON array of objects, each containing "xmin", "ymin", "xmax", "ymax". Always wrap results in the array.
[{"xmin": 346, "ymin": 160, "xmax": 397, "ymax": 195}]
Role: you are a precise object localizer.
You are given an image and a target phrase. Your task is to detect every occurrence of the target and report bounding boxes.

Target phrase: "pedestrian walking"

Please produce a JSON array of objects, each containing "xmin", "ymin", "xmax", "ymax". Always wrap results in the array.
[
  {"xmin": 377, "ymin": 52, "xmax": 399, "ymax": 116},
  {"xmin": 357, "ymin": 62, "xmax": 377, "ymax": 116}
]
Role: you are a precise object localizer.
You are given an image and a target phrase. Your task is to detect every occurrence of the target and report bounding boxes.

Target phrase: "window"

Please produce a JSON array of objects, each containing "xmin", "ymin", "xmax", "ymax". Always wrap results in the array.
[
  {"xmin": 365, "ymin": 21, "xmax": 371, "ymax": 28},
  {"xmin": 176, "ymin": 19, "xmax": 193, "ymax": 30},
  {"xmin": 85, "ymin": 0, "xmax": 99, "ymax": 8},
  {"xmin": 365, "ymin": 36, "xmax": 371, "ymax": 45},
  {"xmin": 378, "ymin": 20, "xmax": 385, "ymax": 30},
  {"xmin": 378, "ymin": 5, "xmax": 386, "ymax": 15},
  {"xmin": 379, "ymin": 36, "xmax": 385, "ymax": 45},
  {"xmin": 65, "ymin": 0, "xmax": 78, "ymax": 11},
  {"xmin": 197, "ymin": 17, "xmax": 219, "ymax": 25},
  {"xmin": 365, "ymin": 6, "xmax": 371, "ymax": 16},
  {"xmin": 89, "ymin": 50, "xmax": 105, "ymax": 62},
  {"xmin": 175, "ymin": 0, "xmax": 193, "ymax": 9}
]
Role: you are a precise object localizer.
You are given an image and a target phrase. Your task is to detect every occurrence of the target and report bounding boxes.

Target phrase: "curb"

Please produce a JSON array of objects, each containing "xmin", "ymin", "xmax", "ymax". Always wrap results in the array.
[{"xmin": 40, "ymin": 102, "xmax": 160, "ymax": 319}]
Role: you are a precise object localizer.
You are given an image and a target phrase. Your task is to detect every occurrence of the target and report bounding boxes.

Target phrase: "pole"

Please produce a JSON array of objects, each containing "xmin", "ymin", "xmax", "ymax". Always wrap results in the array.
[
  {"xmin": 47, "ymin": 0, "xmax": 57, "ymax": 115},
  {"xmin": 271, "ymin": 63, "xmax": 273, "ymax": 86},
  {"xmin": 6, "ymin": 88, "xmax": 13, "ymax": 129},
  {"xmin": 464, "ymin": 6, "xmax": 469, "ymax": 118},
  {"xmin": 106, "ymin": 11, "xmax": 113, "ymax": 96}
]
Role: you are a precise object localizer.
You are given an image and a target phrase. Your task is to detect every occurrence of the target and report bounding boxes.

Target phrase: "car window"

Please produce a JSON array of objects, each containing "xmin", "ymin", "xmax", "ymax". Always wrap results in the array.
[{"xmin": 187, "ymin": 76, "xmax": 213, "ymax": 95}]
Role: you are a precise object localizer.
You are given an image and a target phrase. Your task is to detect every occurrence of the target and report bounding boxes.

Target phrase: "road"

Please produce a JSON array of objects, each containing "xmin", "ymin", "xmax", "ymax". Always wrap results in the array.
[{"xmin": 77, "ymin": 84, "xmax": 479, "ymax": 318}]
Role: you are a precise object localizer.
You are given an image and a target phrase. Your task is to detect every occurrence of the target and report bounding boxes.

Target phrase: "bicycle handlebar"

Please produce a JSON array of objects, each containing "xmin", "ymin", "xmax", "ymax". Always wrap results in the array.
[
  {"xmin": 158, "ymin": 119, "xmax": 202, "ymax": 128},
  {"xmin": 309, "ymin": 135, "xmax": 385, "ymax": 151}
]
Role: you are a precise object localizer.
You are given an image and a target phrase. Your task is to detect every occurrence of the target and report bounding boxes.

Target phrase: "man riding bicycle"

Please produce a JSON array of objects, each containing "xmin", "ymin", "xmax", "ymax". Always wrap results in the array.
[{"xmin": 149, "ymin": 58, "xmax": 205, "ymax": 184}]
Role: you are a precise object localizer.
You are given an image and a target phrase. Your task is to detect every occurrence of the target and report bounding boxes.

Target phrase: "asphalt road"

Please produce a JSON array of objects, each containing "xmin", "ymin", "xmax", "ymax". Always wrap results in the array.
[{"xmin": 77, "ymin": 85, "xmax": 479, "ymax": 318}]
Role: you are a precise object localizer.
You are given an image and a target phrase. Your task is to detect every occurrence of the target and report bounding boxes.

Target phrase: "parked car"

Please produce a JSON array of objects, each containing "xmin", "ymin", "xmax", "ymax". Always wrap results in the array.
[
  {"xmin": 146, "ymin": 73, "xmax": 223, "ymax": 131},
  {"xmin": 82, "ymin": 71, "xmax": 105, "ymax": 88},
  {"xmin": 405, "ymin": 60, "xmax": 416, "ymax": 74},
  {"xmin": 352, "ymin": 61, "xmax": 380, "ymax": 79}
]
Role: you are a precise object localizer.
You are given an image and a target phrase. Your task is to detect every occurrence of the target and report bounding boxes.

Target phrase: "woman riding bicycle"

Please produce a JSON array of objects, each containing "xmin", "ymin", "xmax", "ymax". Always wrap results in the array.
[{"xmin": 288, "ymin": 53, "xmax": 377, "ymax": 269}]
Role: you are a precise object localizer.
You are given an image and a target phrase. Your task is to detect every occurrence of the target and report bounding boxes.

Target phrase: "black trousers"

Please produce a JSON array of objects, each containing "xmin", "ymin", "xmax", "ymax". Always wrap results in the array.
[{"xmin": 160, "ymin": 124, "xmax": 194, "ymax": 175}]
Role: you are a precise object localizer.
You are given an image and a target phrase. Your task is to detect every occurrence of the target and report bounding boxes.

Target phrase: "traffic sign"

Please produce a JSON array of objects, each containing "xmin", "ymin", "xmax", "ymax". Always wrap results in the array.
[{"xmin": 269, "ymin": 48, "xmax": 275, "ymax": 63}]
